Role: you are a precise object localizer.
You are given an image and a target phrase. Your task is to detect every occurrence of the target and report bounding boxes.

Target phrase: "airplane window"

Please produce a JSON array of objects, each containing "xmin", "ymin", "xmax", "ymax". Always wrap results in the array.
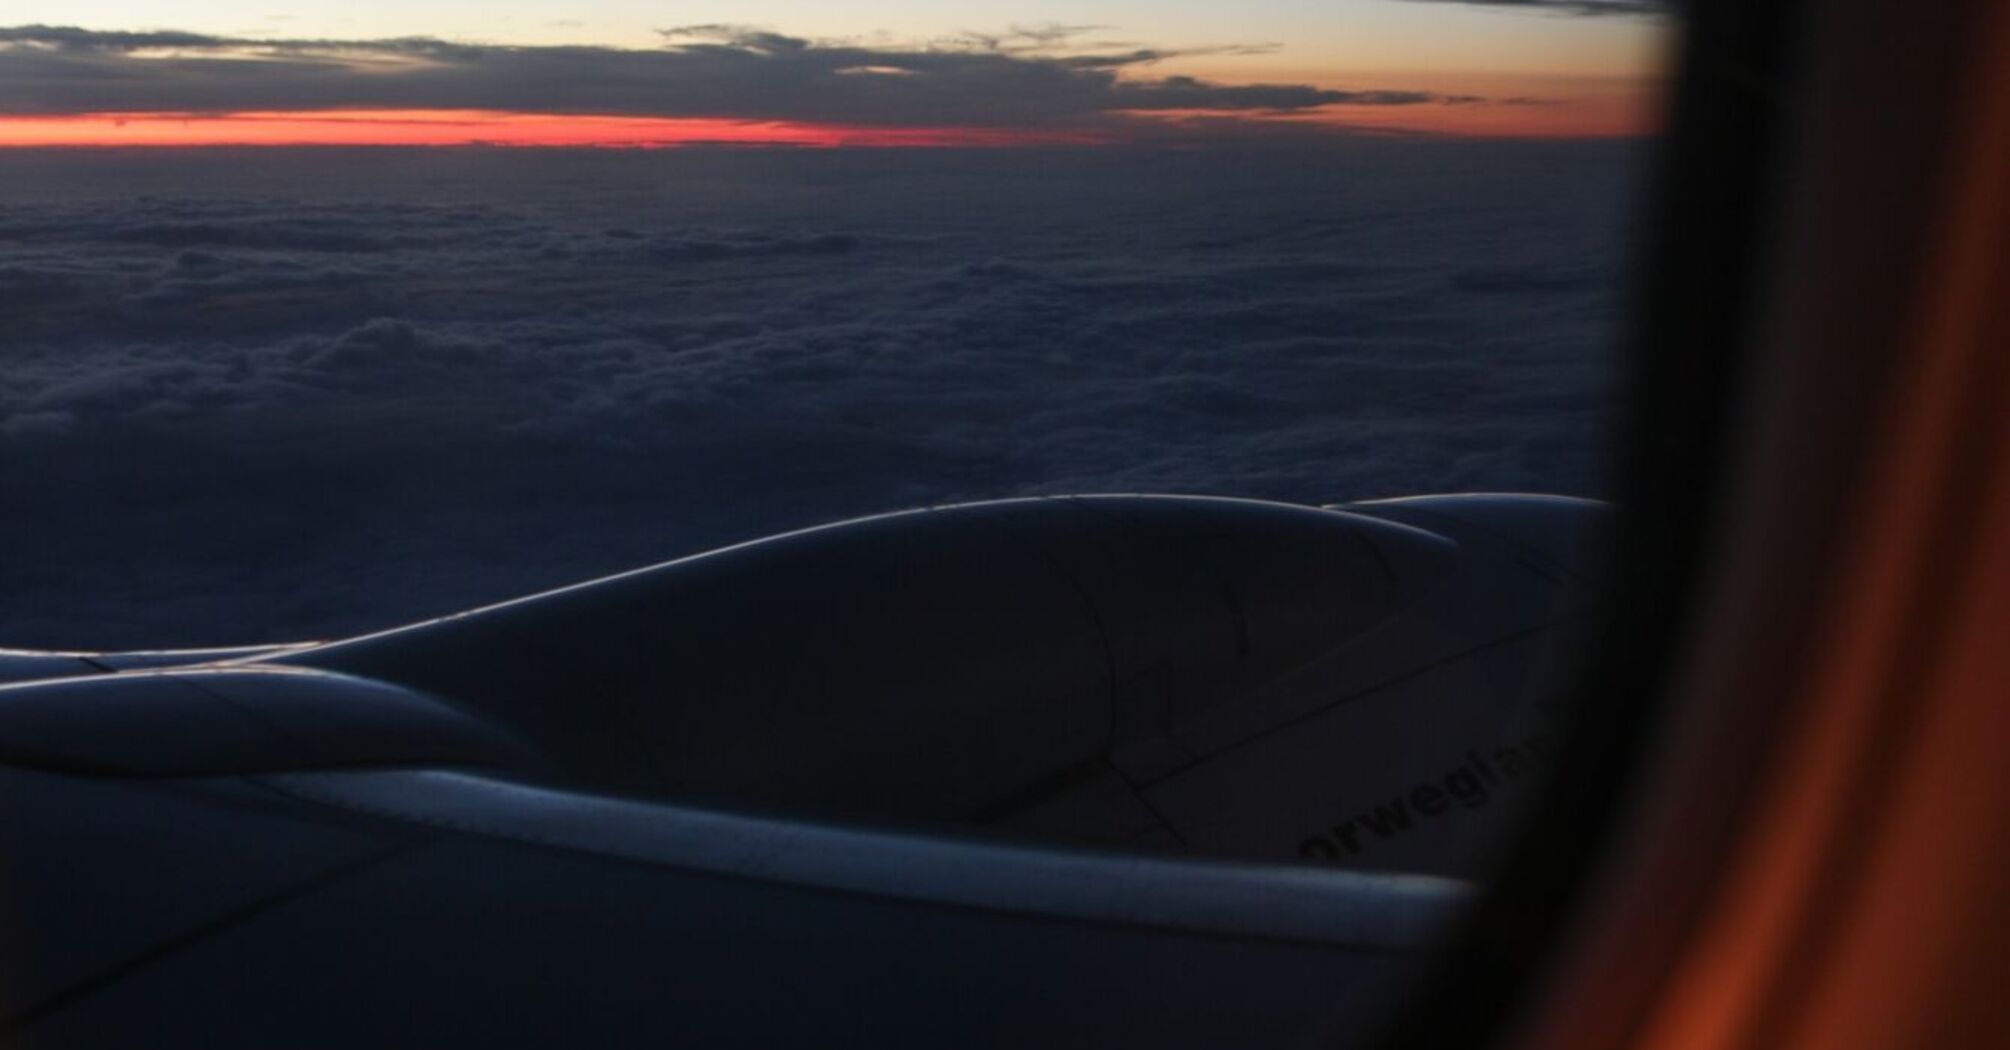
[{"xmin": 0, "ymin": 2, "xmax": 1679, "ymax": 1045}]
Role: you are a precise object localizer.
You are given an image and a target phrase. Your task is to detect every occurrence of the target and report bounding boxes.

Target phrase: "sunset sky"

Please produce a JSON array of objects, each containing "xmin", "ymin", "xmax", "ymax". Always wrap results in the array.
[{"xmin": 0, "ymin": 1, "xmax": 1673, "ymax": 146}]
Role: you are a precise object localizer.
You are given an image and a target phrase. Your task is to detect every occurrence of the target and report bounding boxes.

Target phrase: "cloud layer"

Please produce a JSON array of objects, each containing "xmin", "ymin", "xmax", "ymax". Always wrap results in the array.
[
  {"xmin": 1396, "ymin": 0, "xmax": 1673, "ymax": 16},
  {"xmin": 0, "ymin": 24, "xmax": 1456, "ymax": 130},
  {"xmin": 0, "ymin": 143, "xmax": 1631, "ymax": 646}
]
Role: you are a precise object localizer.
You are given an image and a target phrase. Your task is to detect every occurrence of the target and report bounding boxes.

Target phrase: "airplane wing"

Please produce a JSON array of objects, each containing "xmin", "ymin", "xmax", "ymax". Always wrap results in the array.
[{"xmin": 0, "ymin": 492, "xmax": 1602, "ymax": 1046}]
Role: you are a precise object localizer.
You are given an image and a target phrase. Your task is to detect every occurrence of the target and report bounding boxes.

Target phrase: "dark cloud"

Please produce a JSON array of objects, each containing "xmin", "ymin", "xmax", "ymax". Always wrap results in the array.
[
  {"xmin": 0, "ymin": 24, "xmax": 1462, "ymax": 128},
  {"xmin": 1395, "ymin": 0, "xmax": 1674, "ymax": 16},
  {"xmin": 1113, "ymin": 77, "xmax": 1437, "ymax": 111},
  {"xmin": 0, "ymin": 143, "xmax": 1628, "ymax": 647}
]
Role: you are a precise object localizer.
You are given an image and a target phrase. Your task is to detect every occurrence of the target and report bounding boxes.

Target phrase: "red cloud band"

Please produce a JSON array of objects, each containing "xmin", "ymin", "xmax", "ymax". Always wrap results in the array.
[{"xmin": 0, "ymin": 110, "xmax": 1110, "ymax": 149}]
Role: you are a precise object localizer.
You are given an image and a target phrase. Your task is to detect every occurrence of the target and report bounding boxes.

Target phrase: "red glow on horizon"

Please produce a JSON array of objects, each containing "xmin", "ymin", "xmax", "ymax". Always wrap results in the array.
[
  {"xmin": 1121, "ymin": 95, "xmax": 1655, "ymax": 141},
  {"xmin": 0, "ymin": 103, "xmax": 1652, "ymax": 150},
  {"xmin": 0, "ymin": 110, "xmax": 1108, "ymax": 149}
]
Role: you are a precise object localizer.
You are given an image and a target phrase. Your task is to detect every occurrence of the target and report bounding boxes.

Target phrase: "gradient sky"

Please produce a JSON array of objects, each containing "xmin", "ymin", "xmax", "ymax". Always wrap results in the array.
[{"xmin": 0, "ymin": 1, "xmax": 1673, "ymax": 146}]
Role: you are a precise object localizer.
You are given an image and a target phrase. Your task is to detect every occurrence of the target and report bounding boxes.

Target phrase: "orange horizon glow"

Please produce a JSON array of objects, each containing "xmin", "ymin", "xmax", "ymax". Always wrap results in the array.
[
  {"xmin": 1127, "ymin": 101, "xmax": 1655, "ymax": 141},
  {"xmin": 0, "ymin": 104, "xmax": 1652, "ymax": 150},
  {"xmin": 0, "ymin": 110, "xmax": 1110, "ymax": 149}
]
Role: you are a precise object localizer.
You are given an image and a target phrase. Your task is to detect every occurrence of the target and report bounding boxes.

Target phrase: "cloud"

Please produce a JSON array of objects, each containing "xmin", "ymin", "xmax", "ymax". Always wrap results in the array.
[
  {"xmin": 0, "ymin": 24, "xmax": 1465, "ymax": 130},
  {"xmin": 0, "ymin": 142, "xmax": 1628, "ymax": 647},
  {"xmin": 1394, "ymin": 0, "xmax": 1674, "ymax": 16}
]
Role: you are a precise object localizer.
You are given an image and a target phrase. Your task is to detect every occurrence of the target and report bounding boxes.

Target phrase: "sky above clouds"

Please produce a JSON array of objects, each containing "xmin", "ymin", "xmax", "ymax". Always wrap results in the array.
[
  {"xmin": 0, "ymin": 1, "xmax": 1673, "ymax": 144},
  {"xmin": 7, "ymin": 0, "xmax": 1670, "ymax": 71}
]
